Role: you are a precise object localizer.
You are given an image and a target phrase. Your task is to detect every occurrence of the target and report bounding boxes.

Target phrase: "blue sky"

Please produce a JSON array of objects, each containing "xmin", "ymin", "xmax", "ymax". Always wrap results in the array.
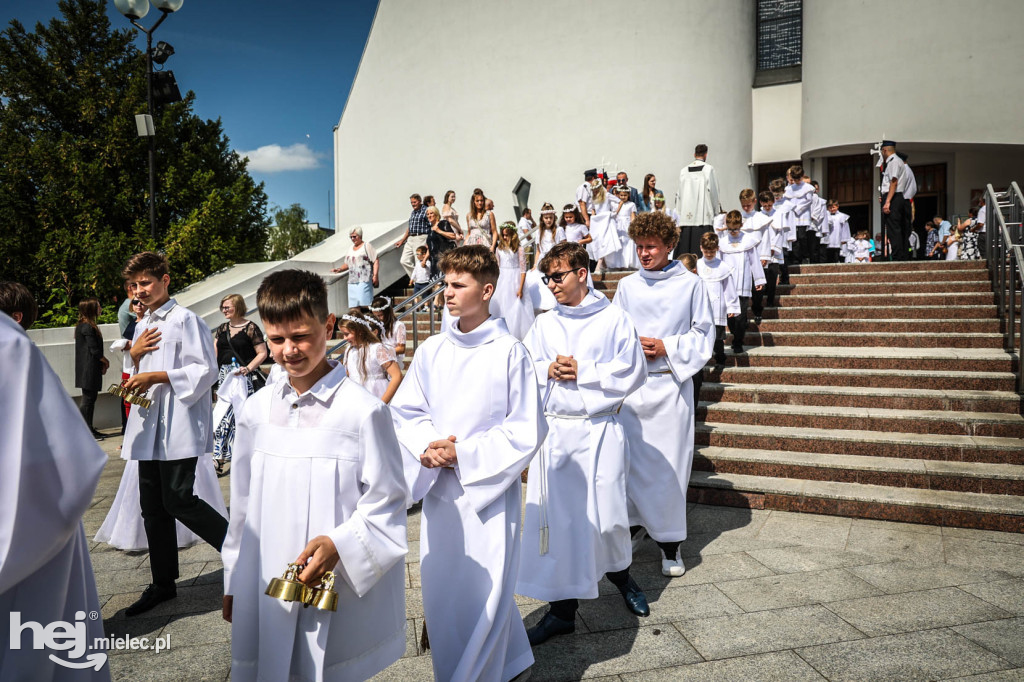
[{"xmin": 5, "ymin": 0, "xmax": 378, "ymax": 228}]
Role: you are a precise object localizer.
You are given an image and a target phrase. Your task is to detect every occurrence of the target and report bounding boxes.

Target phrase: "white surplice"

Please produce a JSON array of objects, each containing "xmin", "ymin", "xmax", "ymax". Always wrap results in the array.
[
  {"xmin": 613, "ymin": 264, "xmax": 715, "ymax": 541},
  {"xmin": 517, "ymin": 291, "xmax": 647, "ymax": 601},
  {"xmin": 0, "ymin": 313, "xmax": 110, "ymax": 681},
  {"xmin": 122, "ymin": 298, "xmax": 218, "ymax": 461},
  {"xmin": 718, "ymin": 232, "xmax": 766, "ymax": 298},
  {"xmin": 222, "ymin": 362, "xmax": 408, "ymax": 682},
  {"xmin": 390, "ymin": 316, "xmax": 546, "ymax": 682},
  {"xmin": 697, "ymin": 257, "xmax": 741, "ymax": 326}
]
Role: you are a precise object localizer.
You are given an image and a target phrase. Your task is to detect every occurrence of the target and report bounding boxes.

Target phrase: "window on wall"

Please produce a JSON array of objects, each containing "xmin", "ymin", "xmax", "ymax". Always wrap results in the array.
[{"xmin": 755, "ymin": 0, "xmax": 802, "ymax": 87}]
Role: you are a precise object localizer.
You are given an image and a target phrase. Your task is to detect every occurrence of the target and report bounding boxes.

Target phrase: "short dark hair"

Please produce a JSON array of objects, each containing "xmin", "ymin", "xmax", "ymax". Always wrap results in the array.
[
  {"xmin": 539, "ymin": 241, "xmax": 589, "ymax": 274},
  {"xmin": 694, "ymin": 143, "xmax": 708, "ymax": 156},
  {"xmin": 256, "ymin": 269, "xmax": 329, "ymax": 325},
  {"xmin": 787, "ymin": 165, "xmax": 804, "ymax": 180},
  {"xmin": 410, "ymin": 193, "xmax": 422, "ymax": 202},
  {"xmin": 769, "ymin": 178, "xmax": 787, "ymax": 195},
  {"xmin": 629, "ymin": 211, "xmax": 679, "ymax": 248},
  {"xmin": 758, "ymin": 190, "xmax": 774, "ymax": 204},
  {"xmin": 439, "ymin": 245, "xmax": 499, "ymax": 287},
  {"xmin": 701, "ymin": 231, "xmax": 720, "ymax": 250},
  {"xmin": 0, "ymin": 281, "xmax": 38, "ymax": 329},
  {"xmin": 123, "ymin": 251, "xmax": 169, "ymax": 280}
]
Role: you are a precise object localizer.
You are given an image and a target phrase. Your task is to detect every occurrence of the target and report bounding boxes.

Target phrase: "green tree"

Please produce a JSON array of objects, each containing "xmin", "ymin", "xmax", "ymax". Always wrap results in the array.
[
  {"xmin": 0, "ymin": 0, "xmax": 270, "ymax": 324},
  {"xmin": 267, "ymin": 203, "xmax": 322, "ymax": 260}
]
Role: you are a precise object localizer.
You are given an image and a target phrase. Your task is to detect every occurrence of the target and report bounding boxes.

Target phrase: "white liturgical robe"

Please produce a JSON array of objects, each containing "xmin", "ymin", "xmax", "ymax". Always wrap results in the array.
[
  {"xmin": 390, "ymin": 316, "xmax": 546, "ymax": 682},
  {"xmin": 517, "ymin": 291, "xmax": 647, "ymax": 601},
  {"xmin": 613, "ymin": 264, "xmax": 715, "ymax": 541},
  {"xmin": 698, "ymin": 256, "xmax": 741, "ymax": 326},
  {"xmin": 222, "ymin": 362, "xmax": 408, "ymax": 682},
  {"xmin": 122, "ymin": 298, "xmax": 218, "ymax": 461},
  {"xmin": 718, "ymin": 232, "xmax": 766, "ymax": 298},
  {"xmin": 0, "ymin": 313, "xmax": 110, "ymax": 681}
]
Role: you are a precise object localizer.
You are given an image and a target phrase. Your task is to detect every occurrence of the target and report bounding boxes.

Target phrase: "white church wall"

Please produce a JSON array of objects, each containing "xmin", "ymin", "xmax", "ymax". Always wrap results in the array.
[
  {"xmin": 751, "ymin": 82, "xmax": 802, "ymax": 163},
  {"xmin": 335, "ymin": 0, "xmax": 757, "ymax": 227},
  {"xmin": 802, "ymin": 0, "xmax": 1024, "ymax": 154}
]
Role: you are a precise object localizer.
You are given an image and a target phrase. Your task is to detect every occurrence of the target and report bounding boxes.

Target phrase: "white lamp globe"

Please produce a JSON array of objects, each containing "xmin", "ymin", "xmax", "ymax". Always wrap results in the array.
[
  {"xmin": 113, "ymin": 0, "xmax": 150, "ymax": 19},
  {"xmin": 151, "ymin": 0, "xmax": 184, "ymax": 12}
]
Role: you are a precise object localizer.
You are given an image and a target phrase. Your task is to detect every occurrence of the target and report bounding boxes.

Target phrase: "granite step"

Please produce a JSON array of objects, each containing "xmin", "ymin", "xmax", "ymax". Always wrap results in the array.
[
  {"xmin": 787, "ymin": 269, "xmax": 992, "ymax": 284},
  {"xmin": 777, "ymin": 280, "xmax": 992, "ymax": 295},
  {"xmin": 698, "ymin": 401, "xmax": 1024, "ymax": 438},
  {"xmin": 705, "ymin": 365, "xmax": 1018, "ymax": 391},
  {"xmin": 701, "ymin": 382, "xmax": 1022, "ymax": 414},
  {"xmin": 692, "ymin": 445, "xmax": 1024, "ymax": 496},
  {"xmin": 763, "ymin": 305, "xmax": 998, "ymax": 320},
  {"xmin": 706, "ymin": 346, "xmax": 1016, "ymax": 373},
  {"xmin": 687, "ymin": 470, "xmax": 1024, "ymax": 532},
  {"xmin": 787, "ymin": 260, "xmax": 986, "ymax": 274},
  {"xmin": 752, "ymin": 318, "xmax": 1001, "ymax": 333},
  {"xmin": 773, "ymin": 292, "xmax": 999, "ymax": 307},
  {"xmin": 693, "ymin": 422, "xmax": 1023, "ymax": 464},
  {"xmin": 742, "ymin": 330, "xmax": 1003, "ymax": 349}
]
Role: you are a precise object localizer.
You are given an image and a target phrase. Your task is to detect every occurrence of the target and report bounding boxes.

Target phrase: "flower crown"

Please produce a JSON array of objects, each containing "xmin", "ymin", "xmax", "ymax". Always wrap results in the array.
[
  {"xmin": 368, "ymin": 295, "xmax": 392, "ymax": 313},
  {"xmin": 341, "ymin": 314, "xmax": 374, "ymax": 331}
]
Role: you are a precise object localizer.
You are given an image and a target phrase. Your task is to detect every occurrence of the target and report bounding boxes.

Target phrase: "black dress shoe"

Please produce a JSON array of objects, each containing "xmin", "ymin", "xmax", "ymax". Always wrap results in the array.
[
  {"xmin": 90, "ymin": 429, "xmax": 108, "ymax": 440},
  {"xmin": 617, "ymin": 576, "xmax": 650, "ymax": 617},
  {"xmin": 125, "ymin": 584, "xmax": 176, "ymax": 617},
  {"xmin": 527, "ymin": 612, "xmax": 575, "ymax": 645}
]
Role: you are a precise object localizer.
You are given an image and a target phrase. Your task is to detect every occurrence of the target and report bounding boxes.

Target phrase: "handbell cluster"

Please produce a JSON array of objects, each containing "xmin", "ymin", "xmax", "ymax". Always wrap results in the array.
[
  {"xmin": 108, "ymin": 382, "xmax": 153, "ymax": 409},
  {"xmin": 265, "ymin": 563, "xmax": 338, "ymax": 611}
]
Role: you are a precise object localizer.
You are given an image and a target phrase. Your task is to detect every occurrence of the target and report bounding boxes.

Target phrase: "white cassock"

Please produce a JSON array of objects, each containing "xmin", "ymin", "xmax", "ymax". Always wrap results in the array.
[
  {"xmin": 222, "ymin": 362, "xmax": 408, "ymax": 682},
  {"xmin": 0, "ymin": 313, "xmax": 110, "ymax": 681},
  {"xmin": 698, "ymin": 257, "xmax": 741, "ymax": 326},
  {"xmin": 613, "ymin": 264, "xmax": 715, "ymax": 541},
  {"xmin": 718, "ymin": 233, "xmax": 766, "ymax": 298},
  {"xmin": 390, "ymin": 317, "xmax": 546, "ymax": 682},
  {"xmin": 517, "ymin": 291, "xmax": 647, "ymax": 601}
]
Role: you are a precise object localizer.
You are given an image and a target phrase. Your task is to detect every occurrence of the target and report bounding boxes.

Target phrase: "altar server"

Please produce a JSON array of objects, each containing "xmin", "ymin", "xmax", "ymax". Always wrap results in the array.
[
  {"xmin": 612, "ymin": 213, "xmax": 715, "ymax": 576},
  {"xmin": 826, "ymin": 199, "xmax": 852, "ymax": 264},
  {"xmin": 0, "ymin": 300, "xmax": 110, "ymax": 681},
  {"xmin": 221, "ymin": 269, "xmax": 407, "ymax": 682},
  {"xmin": 717, "ymin": 211, "xmax": 765, "ymax": 354},
  {"xmin": 120, "ymin": 252, "xmax": 229, "ymax": 616},
  {"xmin": 785, "ymin": 166, "xmax": 815, "ymax": 265},
  {"xmin": 518, "ymin": 241, "xmax": 650, "ymax": 646},
  {"xmin": 390, "ymin": 245, "xmax": 547, "ymax": 682},
  {"xmin": 697, "ymin": 232, "xmax": 740, "ymax": 367},
  {"xmin": 750, "ymin": 191, "xmax": 784, "ymax": 324}
]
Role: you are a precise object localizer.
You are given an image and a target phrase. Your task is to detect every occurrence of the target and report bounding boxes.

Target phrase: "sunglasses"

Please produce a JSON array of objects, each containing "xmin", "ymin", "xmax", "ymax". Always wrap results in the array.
[
  {"xmin": 131, "ymin": 300, "xmax": 142, "ymax": 306},
  {"xmin": 541, "ymin": 268, "xmax": 583, "ymax": 285}
]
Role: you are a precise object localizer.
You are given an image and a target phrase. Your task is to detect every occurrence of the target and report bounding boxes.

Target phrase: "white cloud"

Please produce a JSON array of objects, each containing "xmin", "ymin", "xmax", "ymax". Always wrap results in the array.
[{"xmin": 236, "ymin": 143, "xmax": 321, "ymax": 173}]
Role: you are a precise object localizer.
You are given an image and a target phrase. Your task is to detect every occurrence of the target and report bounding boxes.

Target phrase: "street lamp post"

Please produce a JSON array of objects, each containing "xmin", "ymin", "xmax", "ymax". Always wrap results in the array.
[{"xmin": 114, "ymin": 0, "xmax": 184, "ymax": 242}]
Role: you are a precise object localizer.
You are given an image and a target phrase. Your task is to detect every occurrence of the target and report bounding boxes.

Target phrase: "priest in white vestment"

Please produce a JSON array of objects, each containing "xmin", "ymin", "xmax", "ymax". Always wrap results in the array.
[
  {"xmin": 612, "ymin": 214, "xmax": 715, "ymax": 577},
  {"xmin": 517, "ymin": 242, "xmax": 650, "ymax": 646},
  {"xmin": 0, "ymin": 310, "xmax": 110, "ymax": 681},
  {"xmin": 390, "ymin": 245, "xmax": 547, "ymax": 682}
]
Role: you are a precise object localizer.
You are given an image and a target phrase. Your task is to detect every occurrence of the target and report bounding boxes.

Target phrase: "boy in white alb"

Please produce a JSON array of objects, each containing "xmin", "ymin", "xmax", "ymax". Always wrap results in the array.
[
  {"xmin": 390, "ymin": 245, "xmax": 547, "ymax": 682},
  {"xmin": 807, "ymin": 178, "xmax": 828, "ymax": 264},
  {"xmin": 613, "ymin": 214, "xmax": 715, "ymax": 577},
  {"xmin": 518, "ymin": 242, "xmax": 650, "ymax": 646},
  {"xmin": 713, "ymin": 188, "xmax": 758, "ymax": 235},
  {"xmin": 120, "ymin": 252, "xmax": 228, "ymax": 616},
  {"xmin": 222, "ymin": 270, "xmax": 408, "ymax": 681},
  {"xmin": 750, "ymin": 191, "xmax": 784, "ymax": 325},
  {"xmin": 827, "ymin": 199, "xmax": 851, "ymax": 264},
  {"xmin": 0, "ymin": 288, "xmax": 110, "ymax": 682},
  {"xmin": 785, "ymin": 166, "xmax": 815, "ymax": 265},
  {"xmin": 697, "ymin": 232, "xmax": 740, "ymax": 367},
  {"xmin": 717, "ymin": 211, "xmax": 765, "ymax": 354}
]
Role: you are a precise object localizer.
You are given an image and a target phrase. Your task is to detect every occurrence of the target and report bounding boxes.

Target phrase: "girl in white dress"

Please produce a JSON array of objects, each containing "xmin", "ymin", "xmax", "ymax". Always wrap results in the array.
[
  {"xmin": 524, "ymin": 203, "xmax": 566, "ymax": 312},
  {"xmin": 369, "ymin": 295, "xmax": 406, "ymax": 369},
  {"xmin": 339, "ymin": 310, "xmax": 403, "ymax": 403},
  {"xmin": 491, "ymin": 222, "xmax": 535, "ymax": 340},
  {"xmin": 588, "ymin": 181, "xmax": 621, "ymax": 274},
  {"xmin": 606, "ymin": 184, "xmax": 639, "ymax": 269}
]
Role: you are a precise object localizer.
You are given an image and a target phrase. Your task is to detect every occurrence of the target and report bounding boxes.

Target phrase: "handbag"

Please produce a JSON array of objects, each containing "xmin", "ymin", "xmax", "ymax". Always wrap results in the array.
[{"xmin": 222, "ymin": 323, "xmax": 267, "ymax": 391}]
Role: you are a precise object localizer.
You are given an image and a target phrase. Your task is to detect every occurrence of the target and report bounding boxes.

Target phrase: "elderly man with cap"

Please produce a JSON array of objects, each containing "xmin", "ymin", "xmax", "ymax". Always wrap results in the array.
[{"xmin": 879, "ymin": 140, "xmax": 912, "ymax": 261}]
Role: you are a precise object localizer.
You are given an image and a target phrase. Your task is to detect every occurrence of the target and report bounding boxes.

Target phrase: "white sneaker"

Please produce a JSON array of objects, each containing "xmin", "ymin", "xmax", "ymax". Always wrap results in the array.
[
  {"xmin": 630, "ymin": 527, "xmax": 647, "ymax": 553},
  {"xmin": 661, "ymin": 548, "xmax": 686, "ymax": 577}
]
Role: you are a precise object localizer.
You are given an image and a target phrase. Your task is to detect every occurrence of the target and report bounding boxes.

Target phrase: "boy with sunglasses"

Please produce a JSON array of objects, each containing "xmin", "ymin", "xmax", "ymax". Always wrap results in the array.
[{"xmin": 517, "ymin": 242, "xmax": 650, "ymax": 645}]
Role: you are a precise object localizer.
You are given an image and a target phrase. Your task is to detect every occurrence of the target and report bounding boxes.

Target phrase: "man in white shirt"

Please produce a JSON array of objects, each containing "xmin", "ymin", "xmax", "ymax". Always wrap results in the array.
[
  {"xmin": 676, "ymin": 143, "xmax": 721, "ymax": 257},
  {"xmin": 879, "ymin": 140, "xmax": 911, "ymax": 261},
  {"xmin": 576, "ymin": 169, "xmax": 598, "ymax": 227},
  {"xmin": 974, "ymin": 196, "xmax": 987, "ymax": 255}
]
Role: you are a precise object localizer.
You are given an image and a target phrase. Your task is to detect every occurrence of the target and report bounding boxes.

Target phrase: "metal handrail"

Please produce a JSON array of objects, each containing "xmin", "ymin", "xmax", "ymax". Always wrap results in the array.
[{"xmin": 985, "ymin": 182, "xmax": 1023, "ymax": 393}]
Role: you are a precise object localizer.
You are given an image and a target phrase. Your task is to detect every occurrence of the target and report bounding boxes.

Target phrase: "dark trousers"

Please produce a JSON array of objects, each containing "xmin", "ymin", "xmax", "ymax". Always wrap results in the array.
[
  {"xmin": 548, "ymin": 567, "xmax": 635, "ymax": 620},
  {"xmin": 801, "ymin": 229, "xmax": 822, "ymax": 264},
  {"xmin": 728, "ymin": 297, "xmax": 750, "ymax": 351},
  {"xmin": 826, "ymin": 247, "xmax": 842, "ymax": 264},
  {"xmin": 753, "ymin": 263, "xmax": 779, "ymax": 318},
  {"xmin": 885, "ymin": 193, "xmax": 909, "ymax": 261},
  {"xmin": 677, "ymin": 225, "xmax": 711, "ymax": 258},
  {"xmin": 713, "ymin": 325, "xmax": 727, "ymax": 364},
  {"xmin": 777, "ymin": 258, "xmax": 791, "ymax": 284},
  {"xmin": 79, "ymin": 388, "xmax": 98, "ymax": 430},
  {"xmin": 139, "ymin": 458, "xmax": 229, "ymax": 586},
  {"xmin": 787, "ymin": 226, "xmax": 809, "ymax": 264}
]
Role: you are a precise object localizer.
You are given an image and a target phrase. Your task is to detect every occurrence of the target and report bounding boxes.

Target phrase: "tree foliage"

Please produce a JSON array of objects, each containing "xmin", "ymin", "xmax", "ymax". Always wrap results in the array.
[
  {"xmin": 267, "ymin": 203, "xmax": 322, "ymax": 260},
  {"xmin": 0, "ymin": 0, "xmax": 270, "ymax": 325}
]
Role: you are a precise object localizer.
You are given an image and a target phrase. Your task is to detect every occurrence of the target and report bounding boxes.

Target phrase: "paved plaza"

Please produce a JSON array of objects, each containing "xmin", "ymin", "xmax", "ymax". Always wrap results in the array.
[{"xmin": 87, "ymin": 435, "xmax": 1024, "ymax": 682}]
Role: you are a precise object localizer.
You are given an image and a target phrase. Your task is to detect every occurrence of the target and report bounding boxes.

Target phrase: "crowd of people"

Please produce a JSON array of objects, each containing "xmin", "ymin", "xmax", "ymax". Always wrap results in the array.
[{"xmin": 0, "ymin": 139, "xmax": 995, "ymax": 682}]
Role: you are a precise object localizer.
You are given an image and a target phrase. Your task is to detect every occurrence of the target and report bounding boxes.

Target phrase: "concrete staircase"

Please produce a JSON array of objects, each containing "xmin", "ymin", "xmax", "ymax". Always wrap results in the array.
[{"xmin": 397, "ymin": 260, "xmax": 1024, "ymax": 532}]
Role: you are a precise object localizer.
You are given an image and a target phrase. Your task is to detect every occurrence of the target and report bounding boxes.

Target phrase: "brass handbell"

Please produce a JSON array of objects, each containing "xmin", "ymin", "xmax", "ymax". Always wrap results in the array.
[
  {"xmin": 265, "ymin": 563, "xmax": 310, "ymax": 603},
  {"xmin": 107, "ymin": 382, "xmax": 153, "ymax": 410},
  {"xmin": 307, "ymin": 571, "xmax": 339, "ymax": 612}
]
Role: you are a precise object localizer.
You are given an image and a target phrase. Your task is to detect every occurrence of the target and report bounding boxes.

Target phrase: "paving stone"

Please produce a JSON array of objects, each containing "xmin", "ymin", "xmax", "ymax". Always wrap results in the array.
[
  {"xmin": 954, "ymin": 618, "xmax": 1024, "ymax": 667},
  {"xmin": 674, "ymin": 604, "xmax": 864, "ymax": 660},
  {"xmin": 960, "ymin": 579, "xmax": 1024, "ymax": 615},
  {"xmin": 847, "ymin": 561, "xmax": 1011, "ymax": 594},
  {"xmin": 944, "ymin": 526, "xmax": 1024, "ymax": 546},
  {"xmin": 755, "ymin": 513, "xmax": 852, "ymax": 549},
  {"xmin": 945, "ymin": 537, "xmax": 1024, "ymax": 576},
  {"xmin": 844, "ymin": 524, "xmax": 947, "ymax": 563},
  {"xmin": 139, "ymin": 542, "xmax": 223, "ymax": 568},
  {"xmin": 103, "ymin": 583, "xmax": 225, "ymax": 620},
  {"xmin": 685, "ymin": 504, "xmax": 771, "ymax": 536},
  {"xmin": 160, "ymin": 609, "xmax": 232, "ymax": 649},
  {"xmin": 715, "ymin": 568, "xmax": 881, "ymax": 612},
  {"xmin": 745, "ymin": 546, "xmax": 888, "ymax": 574},
  {"xmin": 405, "ymin": 540, "xmax": 419, "ymax": 564},
  {"xmin": 948, "ymin": 670, "xmax": 1024, "ymax": 681},
  {"xmin": 620, "ymin": 650, "xmax": 826, "ymax": 682},
  {"xmin": 100, "ymin": 616, "xmax": 170, "ymax": 656},
  {"xmin": 190, "ymin": 563, "xmax": 224, "ymax": 587},
  {"xmin": 596, "ymin": 552, "xmax": 775, "ymax": 596},
  {"xmin": 94, "ymin": 563, "xmax": 204, "ymax": 598},
  {"xmin": 519, "ymin": 602, "xmax": 590, "ymax": 635},
  {"xmin": 795, "ymin": 628, "xmax": 1013, "ymax": 682},
  {"xmin": 369, "ymin": 654, "xmax": 435, "ymax": 681},
  {"xmin": 676, "ymin": 531, "xmax": 794, "ymax": 558},
  {"xmin": 401, "ymin": 618, "xmax": 421, "ymax": 659},
  {"xmin": 826, "ymin": 586, "xmax": 1010, "ymax": 636},
  {"xmin": 88, "ymin": 548, "xmax": 149, "ymax": 572},
  {"xmin": 577, "ymin": 584, "xmax": 742, "ymax": 632},
  {"xmin": 850, "ymin": 516, "xmax": 945, "ymax": 535},
  {"xmin": 107, "ymin": 641, "xmax": 230, "ymax": 681},
  {"xmin": 530, "ymin": 624, "xmax": 702, "ymax": 680}
]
